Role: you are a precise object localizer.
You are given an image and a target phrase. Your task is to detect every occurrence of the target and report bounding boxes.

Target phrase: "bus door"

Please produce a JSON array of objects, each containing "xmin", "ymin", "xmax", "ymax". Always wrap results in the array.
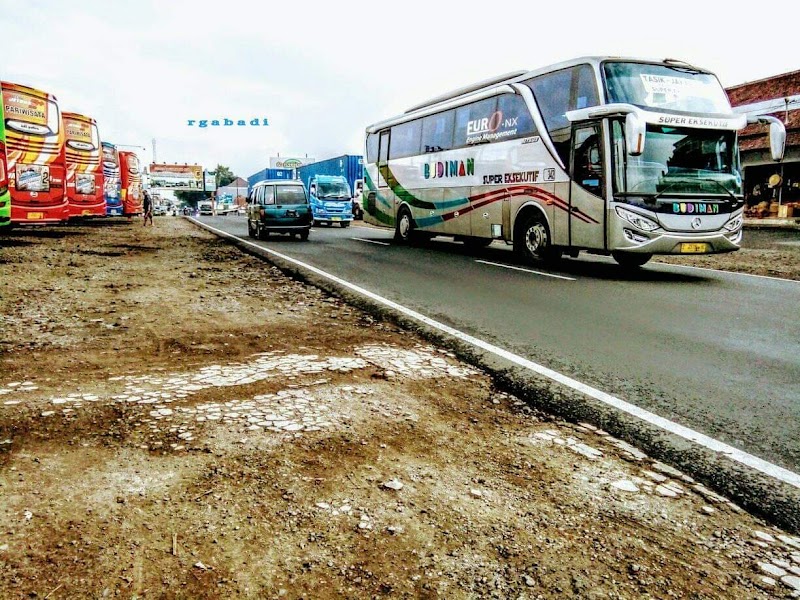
[{"xmin": 569, "ymin": 121, "xmax": 606, "ymax": 250}]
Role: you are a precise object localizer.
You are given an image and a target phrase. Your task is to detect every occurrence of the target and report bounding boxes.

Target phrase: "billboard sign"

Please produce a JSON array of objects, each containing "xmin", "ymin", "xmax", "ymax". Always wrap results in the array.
[
  {"xmin": 149, "ymin": 164, "xmax": 203, "ymax": 190},
  {"xmin": 204, "ymin": 170, "xmax": 216, "ymax": 192},
  {"xmin": 269, "ymin": 157, "xmax": 315, "ymax": 170}
]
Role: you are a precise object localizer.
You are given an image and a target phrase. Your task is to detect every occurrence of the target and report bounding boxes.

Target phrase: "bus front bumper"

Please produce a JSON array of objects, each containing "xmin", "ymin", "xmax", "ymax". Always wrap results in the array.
[{"xmin": 612, "ymin": 228, "xmax": 743, "ymax": 255}]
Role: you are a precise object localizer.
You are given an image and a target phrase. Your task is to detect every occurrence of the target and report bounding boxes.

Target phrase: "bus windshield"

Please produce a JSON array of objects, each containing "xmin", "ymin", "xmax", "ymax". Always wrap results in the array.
[
  {"xmin": 612, "ymin": 122, "xmax": 742, "ymax": 197},
  {"xmin": 604, "ymin": 62, "xmax": 731, "ymax": 114},
  {"xmin": 317, "ymin": 181, "xmax": 350, "ymax": 199}
]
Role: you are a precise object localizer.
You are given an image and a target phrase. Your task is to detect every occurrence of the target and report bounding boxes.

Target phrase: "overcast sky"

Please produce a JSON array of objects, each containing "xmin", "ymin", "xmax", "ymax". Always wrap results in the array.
[{"xmin": 2, "ymin": 0, "xmax": 796, "ymax": 180}]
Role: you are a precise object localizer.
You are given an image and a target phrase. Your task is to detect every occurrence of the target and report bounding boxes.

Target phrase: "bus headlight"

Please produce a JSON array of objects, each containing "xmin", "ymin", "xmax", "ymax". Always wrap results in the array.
[
  {"xmin": 614, "ymin": 206, "xmax": 660, "ymax": 232},
  {"xmin": 723, "ymin": 215, "xmax": 742, "ymax": 232}
]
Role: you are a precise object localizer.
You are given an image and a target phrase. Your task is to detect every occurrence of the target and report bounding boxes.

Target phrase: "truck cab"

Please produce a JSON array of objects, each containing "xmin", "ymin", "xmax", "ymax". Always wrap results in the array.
[{"xmin": 307, "ymin": 175, "xmax": 354, "ymax": 227}]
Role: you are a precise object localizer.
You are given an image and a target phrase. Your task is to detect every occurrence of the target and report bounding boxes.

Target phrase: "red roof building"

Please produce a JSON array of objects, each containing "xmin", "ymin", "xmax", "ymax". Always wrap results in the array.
[{"xmin": 726, "ymin": 71, "xmax": 800, "ymax": 213}]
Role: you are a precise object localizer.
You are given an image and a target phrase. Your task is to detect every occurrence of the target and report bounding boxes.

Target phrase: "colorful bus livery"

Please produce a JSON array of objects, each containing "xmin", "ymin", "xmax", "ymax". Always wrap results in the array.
[
  {"xmin": 63, "ymin": 112, "xmax": 104, "ymax": 218},
  {"xmin": 118, "ymin": 150, "xmax": 142, "ymax": 216},
  {"xmin": 0, "ymin": 90, "xmax": 10, "ymax": 227},
  {"xmin": 102, "ymin": 142, "xmax": 122, "ymax": 216},
  {"xmin": 1, "ymin": 81, "xmax": 69, "ymax": 224},
  {"xmin": 363, "ymin": 57, "xmax": 786, "ymax": 267}
]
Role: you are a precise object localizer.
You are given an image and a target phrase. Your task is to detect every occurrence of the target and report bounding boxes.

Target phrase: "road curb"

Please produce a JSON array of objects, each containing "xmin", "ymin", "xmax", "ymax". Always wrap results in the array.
[{"xmin": 186, "ymin": 216, "xmax": 800, "ymax": 534}]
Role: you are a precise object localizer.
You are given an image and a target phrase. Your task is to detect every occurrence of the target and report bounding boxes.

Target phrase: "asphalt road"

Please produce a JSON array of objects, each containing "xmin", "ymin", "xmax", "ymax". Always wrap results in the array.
[{"xmin": 198, "ymin": 215, "xmax": 800, "ymax": 475}]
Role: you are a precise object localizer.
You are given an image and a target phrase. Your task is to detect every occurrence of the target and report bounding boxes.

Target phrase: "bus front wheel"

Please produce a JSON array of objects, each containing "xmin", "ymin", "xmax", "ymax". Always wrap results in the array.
[
  {"xmin": 394, "ymin": 208, "xmax": 415, "ymax": 243},
  {"xmin": 612, "ymin": 251, "xmax": 651, "ymax": 268},
  {"xmin": 516, "ymin": 213, "xmax": 561, "ymax": 263}
]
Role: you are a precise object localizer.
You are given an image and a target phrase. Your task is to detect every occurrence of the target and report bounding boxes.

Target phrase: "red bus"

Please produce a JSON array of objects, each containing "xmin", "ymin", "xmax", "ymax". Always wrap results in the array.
[
  {"xmin": 1, "ymin": 81, "xmax": 69, "ymax": 224},
  {"xmin": 118, "ymin": 150, "xmax": 142, "ymax": 216},
  {"xmin": 63, "ymin": 111, "xmax": 104, "ymax": 218}
]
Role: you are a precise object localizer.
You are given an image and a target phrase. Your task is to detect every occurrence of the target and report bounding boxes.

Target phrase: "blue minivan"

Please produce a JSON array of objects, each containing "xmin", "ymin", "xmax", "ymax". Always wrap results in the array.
[{"xmin": 247, "ymin": 179, "xmax": 312, "ymax": 240}]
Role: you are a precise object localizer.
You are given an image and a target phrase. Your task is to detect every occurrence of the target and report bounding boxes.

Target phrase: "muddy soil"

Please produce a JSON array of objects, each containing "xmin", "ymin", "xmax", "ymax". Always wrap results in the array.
[{"xmin": 1, "ymin": 218, "xmax": 799, "ymax": 599}]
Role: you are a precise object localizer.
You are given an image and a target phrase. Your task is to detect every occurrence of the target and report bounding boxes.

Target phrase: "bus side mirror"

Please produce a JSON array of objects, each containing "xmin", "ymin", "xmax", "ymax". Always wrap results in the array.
[
  {"xmin": 748, "ymin": 115, "xmax": 786, "ymax": 162},
  {"xmin": 625, "ymin": 113, "xmax": 645, "ymax": 156},
  {"xmin": 769, "ymin": 121, "xmax": 786, "ymax": 162}
]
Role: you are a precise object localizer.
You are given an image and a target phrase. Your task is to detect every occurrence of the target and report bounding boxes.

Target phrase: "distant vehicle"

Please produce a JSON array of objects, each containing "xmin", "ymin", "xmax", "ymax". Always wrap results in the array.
[
  {"xmin": 153, "ymin": 203, "xmax": 167, "ymax": 216},
  {"xmin": 2, "ymin": 80, "xmax": 70, "ymax": 225},
  {"xmin": 63, "ymin": 112, "xmax": 104, "ymax": 218},
  {"xmin": 198, "ymin": 200, "xmax": 213, "ymax": 215},
  {"xmin": 101, "ymin": 142, "xmax": 123, "ymax": 216},
  {"xmin": 308, "ymin": 175, "xmax": 353, "ymax": 227},
  {"xmin": 297, "ymin": 155, "xmax": 362, "ymax": 224},
  {"xmin": 247, "ymin": 179, "xmax": 311, "ymax": 240},
  {"xmin": 118, "ymin": 150, "xmax": 142, "ymax": 216}
]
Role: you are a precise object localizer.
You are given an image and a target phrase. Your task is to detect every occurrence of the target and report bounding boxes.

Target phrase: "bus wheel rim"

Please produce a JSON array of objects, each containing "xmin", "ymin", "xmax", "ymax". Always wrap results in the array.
[
  {"xmin": 525, "ymin": 223, "xmax": 546, "ymax": 254},
  {"xmin": 400, "ymin": 214, "xmax": 410, "ymax": 238}
]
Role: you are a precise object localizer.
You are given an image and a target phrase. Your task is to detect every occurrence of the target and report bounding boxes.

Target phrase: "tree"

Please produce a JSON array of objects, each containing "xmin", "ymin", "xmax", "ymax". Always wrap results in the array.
[{"xmin": 215, "ymin": 165, "xmax": 236, "ymax": 188}]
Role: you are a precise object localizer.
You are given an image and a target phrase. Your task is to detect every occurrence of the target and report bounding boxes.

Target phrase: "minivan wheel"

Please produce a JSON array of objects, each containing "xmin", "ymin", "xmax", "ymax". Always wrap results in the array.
[
  {"xmin": 341, "ymin": 221, "xmax": 350, "ymax": 228},
  {"xmin": 247, "ymin": 220, "xmax": 256, "ymax": 238},
  {"xmin": 299, "ymin": 229, "xmax": 310, "ymax": 241}
]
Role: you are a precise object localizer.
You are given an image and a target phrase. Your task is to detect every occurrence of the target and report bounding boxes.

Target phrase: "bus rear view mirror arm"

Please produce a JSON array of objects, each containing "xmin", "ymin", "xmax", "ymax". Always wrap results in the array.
[
  {"xmin": 566, "ymin": 103, "xmax": 646, "ymax": 156},
  {"xmin": 747, "ymin": 115, "xmax": 786, "ymax": 162}
]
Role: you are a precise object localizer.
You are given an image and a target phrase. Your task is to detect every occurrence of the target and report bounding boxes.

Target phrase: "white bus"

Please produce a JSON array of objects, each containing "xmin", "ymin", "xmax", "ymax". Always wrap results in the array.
[{"xmin": 363, "ymin": 57, "xmax": 786, "ymax": 267}]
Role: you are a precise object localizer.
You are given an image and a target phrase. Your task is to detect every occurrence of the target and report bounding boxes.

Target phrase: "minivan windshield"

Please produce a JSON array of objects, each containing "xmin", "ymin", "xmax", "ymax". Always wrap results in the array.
[
  {"xmin": 317, "ymin": 181, "xmax": 350, "ymax": 199},
  {"xmin": 276, "ymin": 185, "xmax": 308, "ymax": 204}
]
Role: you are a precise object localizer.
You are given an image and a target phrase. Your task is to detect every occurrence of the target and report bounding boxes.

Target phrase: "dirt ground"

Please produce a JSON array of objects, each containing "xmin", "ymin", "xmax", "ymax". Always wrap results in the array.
[{"xmin": 1, "ymin": 218, "xmax": 800, "ymax": 599}]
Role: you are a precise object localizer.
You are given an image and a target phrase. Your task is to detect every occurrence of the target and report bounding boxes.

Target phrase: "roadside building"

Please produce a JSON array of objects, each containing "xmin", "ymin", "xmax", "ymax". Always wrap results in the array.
[
  {"xmin": 216, "ymin": 177, "xmax": 249, "ymax": 208},
  {"xmin": 726, "ymin": 71, "xmax": 800, "ymax": 219}
]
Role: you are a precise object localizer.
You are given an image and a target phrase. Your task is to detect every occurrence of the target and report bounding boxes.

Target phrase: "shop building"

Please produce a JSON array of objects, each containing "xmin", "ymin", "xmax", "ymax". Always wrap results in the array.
[{"xmin": 727, "ymin": 71, "xmax": 800, "ymax": 219}]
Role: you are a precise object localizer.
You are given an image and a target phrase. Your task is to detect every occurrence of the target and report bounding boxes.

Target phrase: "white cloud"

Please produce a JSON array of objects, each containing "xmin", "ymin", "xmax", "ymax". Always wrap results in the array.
[{"xmin": 1, "ymin": 0, "xmax": 797, "ymax": 180}]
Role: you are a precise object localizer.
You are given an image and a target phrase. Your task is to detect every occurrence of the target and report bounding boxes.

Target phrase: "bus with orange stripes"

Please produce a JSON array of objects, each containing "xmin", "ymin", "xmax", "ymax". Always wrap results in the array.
[
  {"xmin": 63, "ymin": 111, "xmax": 104, "ymax": 218},
  {"xmin": 118, "ymin": 150, "xmax": 142, "ymax": 216},
  {"xmin": 1, "ymin": 81, "xmax": 69, "ymax": 224}
]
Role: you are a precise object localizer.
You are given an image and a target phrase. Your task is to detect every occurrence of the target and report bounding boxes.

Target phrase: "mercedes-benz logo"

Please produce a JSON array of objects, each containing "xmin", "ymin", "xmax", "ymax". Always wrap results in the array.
[{"xmin": 691, "ymin": 217, "xmax": 702, "ymax": 230}]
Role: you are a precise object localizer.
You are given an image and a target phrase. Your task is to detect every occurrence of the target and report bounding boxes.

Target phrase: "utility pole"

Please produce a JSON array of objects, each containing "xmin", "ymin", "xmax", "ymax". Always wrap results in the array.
[{"xmin": 152, "ymin": 138, "xmax": 157, "ymax": 164}]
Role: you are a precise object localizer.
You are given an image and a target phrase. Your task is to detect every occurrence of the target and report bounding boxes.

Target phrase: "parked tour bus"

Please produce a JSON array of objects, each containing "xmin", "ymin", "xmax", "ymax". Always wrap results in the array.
[
  {"xmin": 1, "ymin": 81, "xmax": 69, "ymax": 225},
  {"xmin": 0, "ymin": 87, "xmax": 10, "ymax": 228},
  {"xmin": 63, "ymin": 111, "xmax": 104, "ymax": 218},
  {"xmin": 118, "ymin": 150, "xmax": 142, "ymax": 216},
  {"xmin": 101, "ymin": 142, "xmax": 123, "ymax": 216},
  {"xmin": 363, "ymin": 57, "xmax": 786, "ymax": 267}
]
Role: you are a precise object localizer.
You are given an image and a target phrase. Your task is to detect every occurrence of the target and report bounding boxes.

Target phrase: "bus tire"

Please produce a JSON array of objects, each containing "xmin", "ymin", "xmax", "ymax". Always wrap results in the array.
[
  {"xmin": 612, "ymin": 251, "xmax": 651, "ymax": 268},
  {"xmin": 341, "ymin": 221, "xmax": 350, "ymax": 228},
  {"xmin": 515, "ymin": 212, "xmax": 561, "ymax": 263},
  {"xmin": 394, "ymin": 207, "xmax": 415, "ymax": 243}
]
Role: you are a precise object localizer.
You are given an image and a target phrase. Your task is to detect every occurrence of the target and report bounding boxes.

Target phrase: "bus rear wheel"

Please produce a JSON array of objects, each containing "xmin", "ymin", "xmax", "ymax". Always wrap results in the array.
[
  {"xmin": 612, "ymin": 251, "xmax": 652, "ymax": 268},
  {"xmin": 516, "ymin": 213, "xmax": 561, "ymax": 264}
]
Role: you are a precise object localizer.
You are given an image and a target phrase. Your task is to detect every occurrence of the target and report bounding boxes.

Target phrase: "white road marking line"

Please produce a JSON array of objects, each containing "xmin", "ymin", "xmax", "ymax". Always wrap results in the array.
[
  {"xmin": 655, "ymin": 261, "xmax": 800, "ymax": 284},
  {"xmin": 476, "ymin": 259, "xmax": 576, "ymax": 281},
  {"xmin": 191, "ymin": 218, "xmax": 800, "ymax": 490},
  {"xmin": 352, "ymin": 237, "xmax": 390, "ymax": 246}
]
